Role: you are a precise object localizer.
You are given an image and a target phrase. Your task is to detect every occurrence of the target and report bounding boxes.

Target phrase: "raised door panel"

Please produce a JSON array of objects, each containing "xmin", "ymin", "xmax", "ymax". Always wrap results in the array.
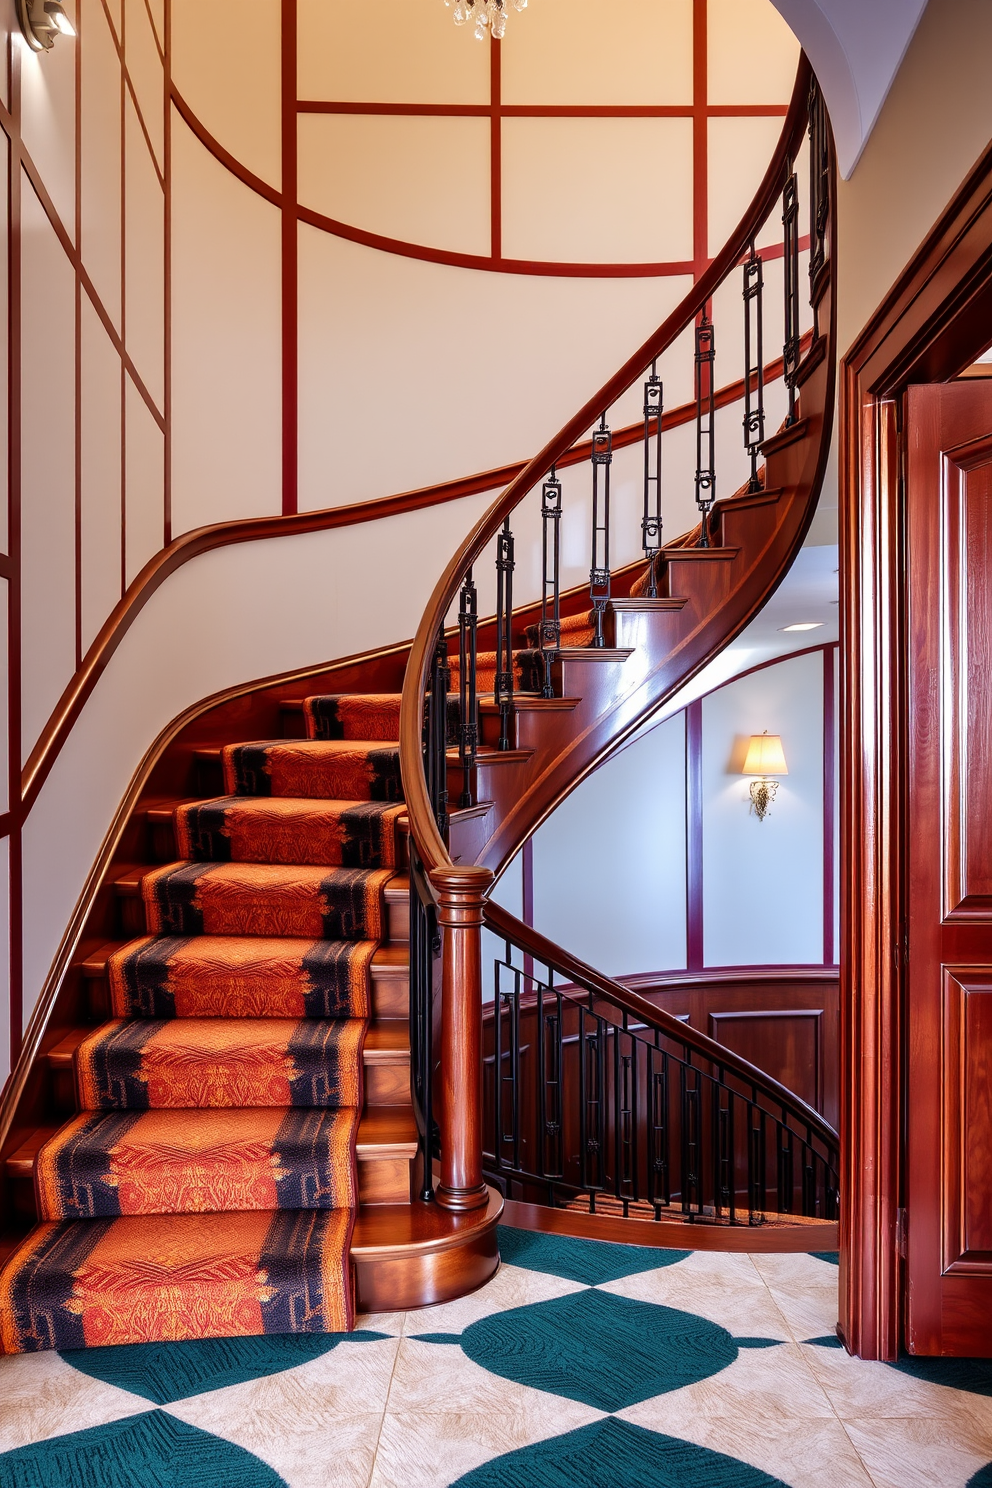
[
  {"xmin": 943, "ymin": 448, "xmax": 992, "ymax": 918},
  {"xmin": 942, "ymin": 971, "xmax": 992, "ymax": 1267},
  {"xmin": 905, "ymin": 381, "xmax": 992, "ymax": 1356}
]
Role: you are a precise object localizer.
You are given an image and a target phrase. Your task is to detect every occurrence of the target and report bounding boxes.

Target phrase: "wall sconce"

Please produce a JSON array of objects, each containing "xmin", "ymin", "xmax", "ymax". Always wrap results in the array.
[
  {"xmin": 742, "ymin": 731, "xmax": 788, "ymax": 821},
  {"xmin": 16, "ymin": 0, "xmax": 75, "ymax": 51}
]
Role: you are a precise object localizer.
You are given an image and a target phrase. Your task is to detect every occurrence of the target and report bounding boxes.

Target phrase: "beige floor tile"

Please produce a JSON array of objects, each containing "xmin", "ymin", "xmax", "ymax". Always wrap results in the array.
[
  {"xmin": 620, "ymin": 1339, "xmax": 835, "ymax": 1427},
  {"xmin": 385, "ymin": 1334, "xmax": 603, "ymax": 1419},
  {"xmin": 370, "ymin": 1400, "xmax": 603, "ymax": 1488},
  {"xmin": 622, "ymin": 1410, "xmax": 877, "ymax": 1488},
  {"xmin": 842, "ymin": 1415, "xmax": 992, "ymax": 1488},
  {"xmin": 0, "ymin": 1351, "xmax": 150, "ymax": 1453},
  {"xmin": 803, "ymin": 1342, "xmax": 992, "ymax": 1431},
  {"xmin": 398, "ymin": 1260, "xmax": 585, "ymax": 1336},
  {"xmin": 168, "ymin": 1396, "xmax": 385, "ymax": 1488},
  {"xmin": 600, "ymin": 1254, "xmax": 794, "ymax": 1341}
]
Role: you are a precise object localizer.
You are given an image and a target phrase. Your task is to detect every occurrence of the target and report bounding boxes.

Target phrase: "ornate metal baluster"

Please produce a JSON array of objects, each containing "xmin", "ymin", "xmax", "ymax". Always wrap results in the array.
[
  {"xmin": 694, "ymin": 311, "xmax": 716, "ymax": 547},
  {"xmin": 742, "ymin": 242, "xmax": 765, "ymax": 492},
  {"xmin": 426, "ymin": 632, "xmax": 450, "ymax": 842},
  {"xmin": 589, "ymin": 415, "xmax": 612, "ymax": 646},
  {"xmin": 494, "ymin": 517, "xmax": 515, "ymax": 751},
  {"xmin": 808, "ymin": 77, "xmax": 829, "ymax": 326},
  {"xmin": 783, "ymin": 170, "xmax": 800, "ymax": 425},
  {"xmin": 458, "ymin": 568, "xmax": 478, "ymax": 808},
  {"xmin": 642, "ymin": 363, "xmax": 664, "ymax": 595},
  {"xmin": 681, "ymin": 1064, "xmax": 701, "ymax": 1214},
  {"xmin": 539, "ymin": 468, "xmax": 562, "ymax": 697}
]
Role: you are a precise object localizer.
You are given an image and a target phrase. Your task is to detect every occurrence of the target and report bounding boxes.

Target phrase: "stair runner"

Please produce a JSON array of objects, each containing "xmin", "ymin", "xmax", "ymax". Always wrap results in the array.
[
  {"xmin": 0, "ymin": 604, "xmax": 613, "ymax": 1353},
  {"xmin": 0, "ymin": 695, "xmax": 408, "ymax": 1353}
]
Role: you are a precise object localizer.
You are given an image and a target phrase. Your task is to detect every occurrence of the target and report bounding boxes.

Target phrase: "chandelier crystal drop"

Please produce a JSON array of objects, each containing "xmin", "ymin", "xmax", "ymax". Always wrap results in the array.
[{"xmin": 445, "ymin": 0, "xmax": 528, "ymax": 42}]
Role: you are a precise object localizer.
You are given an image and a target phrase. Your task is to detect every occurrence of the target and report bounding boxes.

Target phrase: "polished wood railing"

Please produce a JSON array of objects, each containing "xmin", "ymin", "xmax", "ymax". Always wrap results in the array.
[
  {"xmin": 399, "ymin": 60, "xmax": 838, "ymax": 1219},
  {"xmin": 484, "ymin": 904, "xmax": 839, "ymax": 1224}
]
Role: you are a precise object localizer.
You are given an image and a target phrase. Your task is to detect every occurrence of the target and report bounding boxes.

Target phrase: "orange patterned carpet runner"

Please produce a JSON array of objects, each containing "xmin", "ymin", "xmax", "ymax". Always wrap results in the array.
[{"xmin": 0, "ymin": 694, "xmax": 408, "ymax": 1352}]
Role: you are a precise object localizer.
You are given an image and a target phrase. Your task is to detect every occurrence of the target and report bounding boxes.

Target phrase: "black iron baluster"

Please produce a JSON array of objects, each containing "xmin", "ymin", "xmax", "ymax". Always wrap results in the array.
[
  {"xmin": 540, "ymin": 468, "xmax": 562, "ymax": 698},
  {"xmin": 808, "ymin": 78, "xmax": 829, "ymax": 323},
  {"xmin": 458, "ymin": 567, "xmax": 478, "ymax": 809},
  {"xmin": 509, "ymin": 963, "xmax": 522, "ymax": 1171},
  {"xmin": 777, "ymin": 1124, "xmax": 794, "ymax": 1214},
  {"xmin": 426, "ymin": 632, "xmax": 450, "ymax": 842},
  {"xmin": 589, "ymin": 415, "xmax": 612, "ymax": 646},
  {"xmin": 742, "ymin": 242, "xmax": 765, "ymax": 493},
  {"xmin": 783, "ymin": 170, "xmax": 801, "ymax": 425},
  {"xmin": 802, "ymin": 1138, "xmax": 816, "ymax": 1217},
  {"xmin": 408, "ymin": 859, "xmax": 437, "ymax": 1203},
  {"xmin": 694, "ymin": 311, "xmax": 716, "ymax": 547},
  {"xmin": 681, "ymin": 1066, "xmax": 701, "ymax": 1214},
  {"xmin": 548, "ymin": 988, "xmax": 564, "ymax": 1178},
  {"xmin": 494, "ymin": 517, "xmax": 515, "ymax": 751},
  {"xmin": 642, "ymin": 363, "xmax": 664, "ymax": 595}
]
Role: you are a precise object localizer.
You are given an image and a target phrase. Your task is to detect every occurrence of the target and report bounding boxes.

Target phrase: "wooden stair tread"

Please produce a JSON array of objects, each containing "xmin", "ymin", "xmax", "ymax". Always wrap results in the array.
[
  {"xmin": 49, "ymin": 1021, "xmax": 409, "ymax": 1068},
  {"xmin": 663, "ymin": 545, "xmax": 740, "ymax": 560},
  {"xmin": 557, "ymin": 647, "xmax": 633, "ymax": 662},
  {"xmin": 610, "ymin": 598, "xmax": 688, "ymax": 612},
  {"xmin": 478, "ymin": 697, "xmax": 582, "ymax": 713},
  {"xmin": 351, "ymin": 1188, "xmax": 503, "ymax": 1256},
  {"xmin": 7, "ymin": 1109, "xmax": 418, "ymax": 1176},
  {"xmin": 113, "ymin": 867, "xmax": 410, "ymax": 897},
  {"xmin": 448, "ymin": 748, "xmax": 533, "ymax": 765}
]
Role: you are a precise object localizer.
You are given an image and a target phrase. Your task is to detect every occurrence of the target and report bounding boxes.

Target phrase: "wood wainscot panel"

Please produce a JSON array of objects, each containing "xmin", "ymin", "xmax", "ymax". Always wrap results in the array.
[
  {"xmin": 624, "ymin": 970, "xmax": 839, "ymax": 1130},
  {"xmin": 707, "ymin": 1009, "xmax": 823, "ymax": 1116}
]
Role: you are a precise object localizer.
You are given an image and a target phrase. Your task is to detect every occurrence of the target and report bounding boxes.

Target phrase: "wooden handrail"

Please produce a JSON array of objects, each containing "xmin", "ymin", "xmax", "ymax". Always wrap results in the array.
[
  {"xmin": 484, "ymin": 900, "xmax": 838, "ymax": 1145},
  {"xmin": 22, "ymin": 354, "xmax": 795, "ymax": 818},
  {"xmin": 399, "ymin": 59, "xmax": 813, "ymax": 881}
]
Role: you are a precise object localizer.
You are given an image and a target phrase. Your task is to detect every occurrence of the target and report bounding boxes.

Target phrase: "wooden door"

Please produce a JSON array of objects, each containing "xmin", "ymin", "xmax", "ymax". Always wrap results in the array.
[{"xmin": 905, "ymin": 381, "xmax": 992, "ymax": 1355}]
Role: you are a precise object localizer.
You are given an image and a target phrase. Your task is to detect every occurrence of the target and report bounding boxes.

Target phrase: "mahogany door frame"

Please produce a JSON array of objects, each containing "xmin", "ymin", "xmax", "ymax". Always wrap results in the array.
[{"xmin": 841, "ymin": 138, "xmax": 992, "ymax": 1359}]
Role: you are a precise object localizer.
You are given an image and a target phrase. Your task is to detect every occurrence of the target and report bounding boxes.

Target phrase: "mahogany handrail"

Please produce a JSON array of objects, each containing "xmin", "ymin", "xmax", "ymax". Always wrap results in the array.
[
  {"xmin": 398, "ymin": 59, "xmax": 813, "ymax": 881},
  {"xmin": 22, "ymin": 353, "xmax": 797, "ymax": 819},
  {"xmin": 484, "ymin": 900, "xmax": 838, "ymax": 1146}
]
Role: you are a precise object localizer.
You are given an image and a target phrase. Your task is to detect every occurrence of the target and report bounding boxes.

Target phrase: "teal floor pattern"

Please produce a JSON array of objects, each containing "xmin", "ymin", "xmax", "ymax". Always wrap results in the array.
[{"xmin": 0, "ymin": 1228, "xmax": 990, "ymax": 1487}]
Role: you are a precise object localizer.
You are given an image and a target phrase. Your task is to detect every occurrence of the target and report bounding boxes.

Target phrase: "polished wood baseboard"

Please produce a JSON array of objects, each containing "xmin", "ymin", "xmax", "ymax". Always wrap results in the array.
[{"xmin": 501, "ymin": 1199, "xmax": 838, "ymax": 1254}]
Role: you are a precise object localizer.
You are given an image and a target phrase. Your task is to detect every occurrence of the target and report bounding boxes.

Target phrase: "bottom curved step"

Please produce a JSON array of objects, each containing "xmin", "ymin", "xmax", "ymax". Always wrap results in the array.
[{"xmin": 353, "ymin": 1189, "xmax": 503, "ymax": 1313}]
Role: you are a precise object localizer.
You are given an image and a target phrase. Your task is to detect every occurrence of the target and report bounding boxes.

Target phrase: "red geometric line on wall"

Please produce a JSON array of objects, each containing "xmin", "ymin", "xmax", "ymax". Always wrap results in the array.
[
  {"xmin": 297, "ymin": 101, "xmax": 791, "ymax": 119},
  {"xmin": 0, "ymin": 98, "xmax": 165, "ymax": 433},
  {"xmin": 173, "ymin": 85, "xmax": 702, "ymax": 280},
  {"xmin": 100, "ymin": 0, "xmax": 165, "ymax": 189}
]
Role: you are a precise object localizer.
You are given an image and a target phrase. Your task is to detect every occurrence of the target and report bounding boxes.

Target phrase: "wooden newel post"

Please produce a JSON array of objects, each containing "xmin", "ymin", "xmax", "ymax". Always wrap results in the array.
[{"xmin": 429, "ymin": 864, "xmax": 494, "ymax": 1212}]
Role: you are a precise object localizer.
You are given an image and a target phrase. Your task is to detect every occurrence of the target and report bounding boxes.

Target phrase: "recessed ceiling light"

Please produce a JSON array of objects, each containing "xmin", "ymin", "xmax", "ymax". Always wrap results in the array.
[{"xmin": 779, "ymin": 622, "xmax": 823, "ymax": 632}]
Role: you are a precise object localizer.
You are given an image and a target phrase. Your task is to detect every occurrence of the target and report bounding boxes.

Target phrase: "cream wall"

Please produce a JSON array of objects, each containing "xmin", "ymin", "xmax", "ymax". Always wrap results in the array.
[
  {"xmin": 2, "ymin": 0, "xmax": 801, "ymax": 1077},
  {"xmin": 836, "ymin": 0, "xmax": 992, "ymax": 354},
  {"xmin": 520, "ymin": 647, "xmax": 835, "ymax": 979}
]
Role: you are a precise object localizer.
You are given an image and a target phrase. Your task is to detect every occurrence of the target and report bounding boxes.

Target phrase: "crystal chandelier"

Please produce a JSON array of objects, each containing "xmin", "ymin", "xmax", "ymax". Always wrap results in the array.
[{"xmin": 444, "ymin": 0, "xmax": 528, "ymax": 41}]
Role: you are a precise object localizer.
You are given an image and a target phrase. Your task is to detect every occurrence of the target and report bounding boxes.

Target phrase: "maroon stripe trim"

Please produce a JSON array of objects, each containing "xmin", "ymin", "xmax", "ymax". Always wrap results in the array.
[
  {"xmin": 281, "ymin": 0, "xmax": 298, "ymax": 517},
  {"xmin": 490, "ymin": 41, "xmax": 501, "ymax": 261},
  {"xmin": 163, "ymin": 0, "xmax": 172, "ymax": 543},
  {"xmin": 822, "ymin": 643, "xmax": 837, "ymax": 966},
  {"xmin": 686, "ymin": 699, "xmax": 704, "ymax": 971},
  {"xmin": 0, "ymin": 812, "xmax": 11, "ymax": 837},
  {"xmin": 692, "ymin": 0, "xmax": 708, "ymax": 276},
  {"xmin": 296, "ymin": 101, "xmax": 790, "ymax": 119},
  {"xmin": 99, "ymin": 0, "xmax": 165, "ymax": 188},
  {"xmin": 74, "ymin": 0, "xmax": 82, "ymax": 666},
  {"xmin": 7, "ymin": 35, "xmax": 23, "ymax": 1062}
]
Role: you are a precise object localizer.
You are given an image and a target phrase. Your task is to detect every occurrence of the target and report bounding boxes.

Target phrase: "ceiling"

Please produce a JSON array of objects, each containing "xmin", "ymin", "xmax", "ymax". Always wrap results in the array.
[{"xmin": 769, "ymin": 0, "xmax": 928, "ymax": 176}]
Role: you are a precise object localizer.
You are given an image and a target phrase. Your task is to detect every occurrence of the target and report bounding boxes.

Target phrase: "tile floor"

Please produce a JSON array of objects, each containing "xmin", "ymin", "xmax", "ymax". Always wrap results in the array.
[{"xmin": 0, "ymin": 1226, "xmax": 990, "ymax": 1486}]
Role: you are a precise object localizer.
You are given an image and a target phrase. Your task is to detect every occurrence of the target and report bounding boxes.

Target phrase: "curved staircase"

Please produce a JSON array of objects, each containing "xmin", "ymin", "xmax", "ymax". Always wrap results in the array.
[{"xmin": 0, "ymin": 60, "xmax": 839, "ymax": 1350}]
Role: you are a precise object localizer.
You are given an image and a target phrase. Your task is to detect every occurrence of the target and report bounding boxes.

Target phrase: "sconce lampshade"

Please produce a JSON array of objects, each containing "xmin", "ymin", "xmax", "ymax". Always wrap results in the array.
[{"xmin": 742, "ymin": 732, "xmax": 788, "ymax": 776}]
